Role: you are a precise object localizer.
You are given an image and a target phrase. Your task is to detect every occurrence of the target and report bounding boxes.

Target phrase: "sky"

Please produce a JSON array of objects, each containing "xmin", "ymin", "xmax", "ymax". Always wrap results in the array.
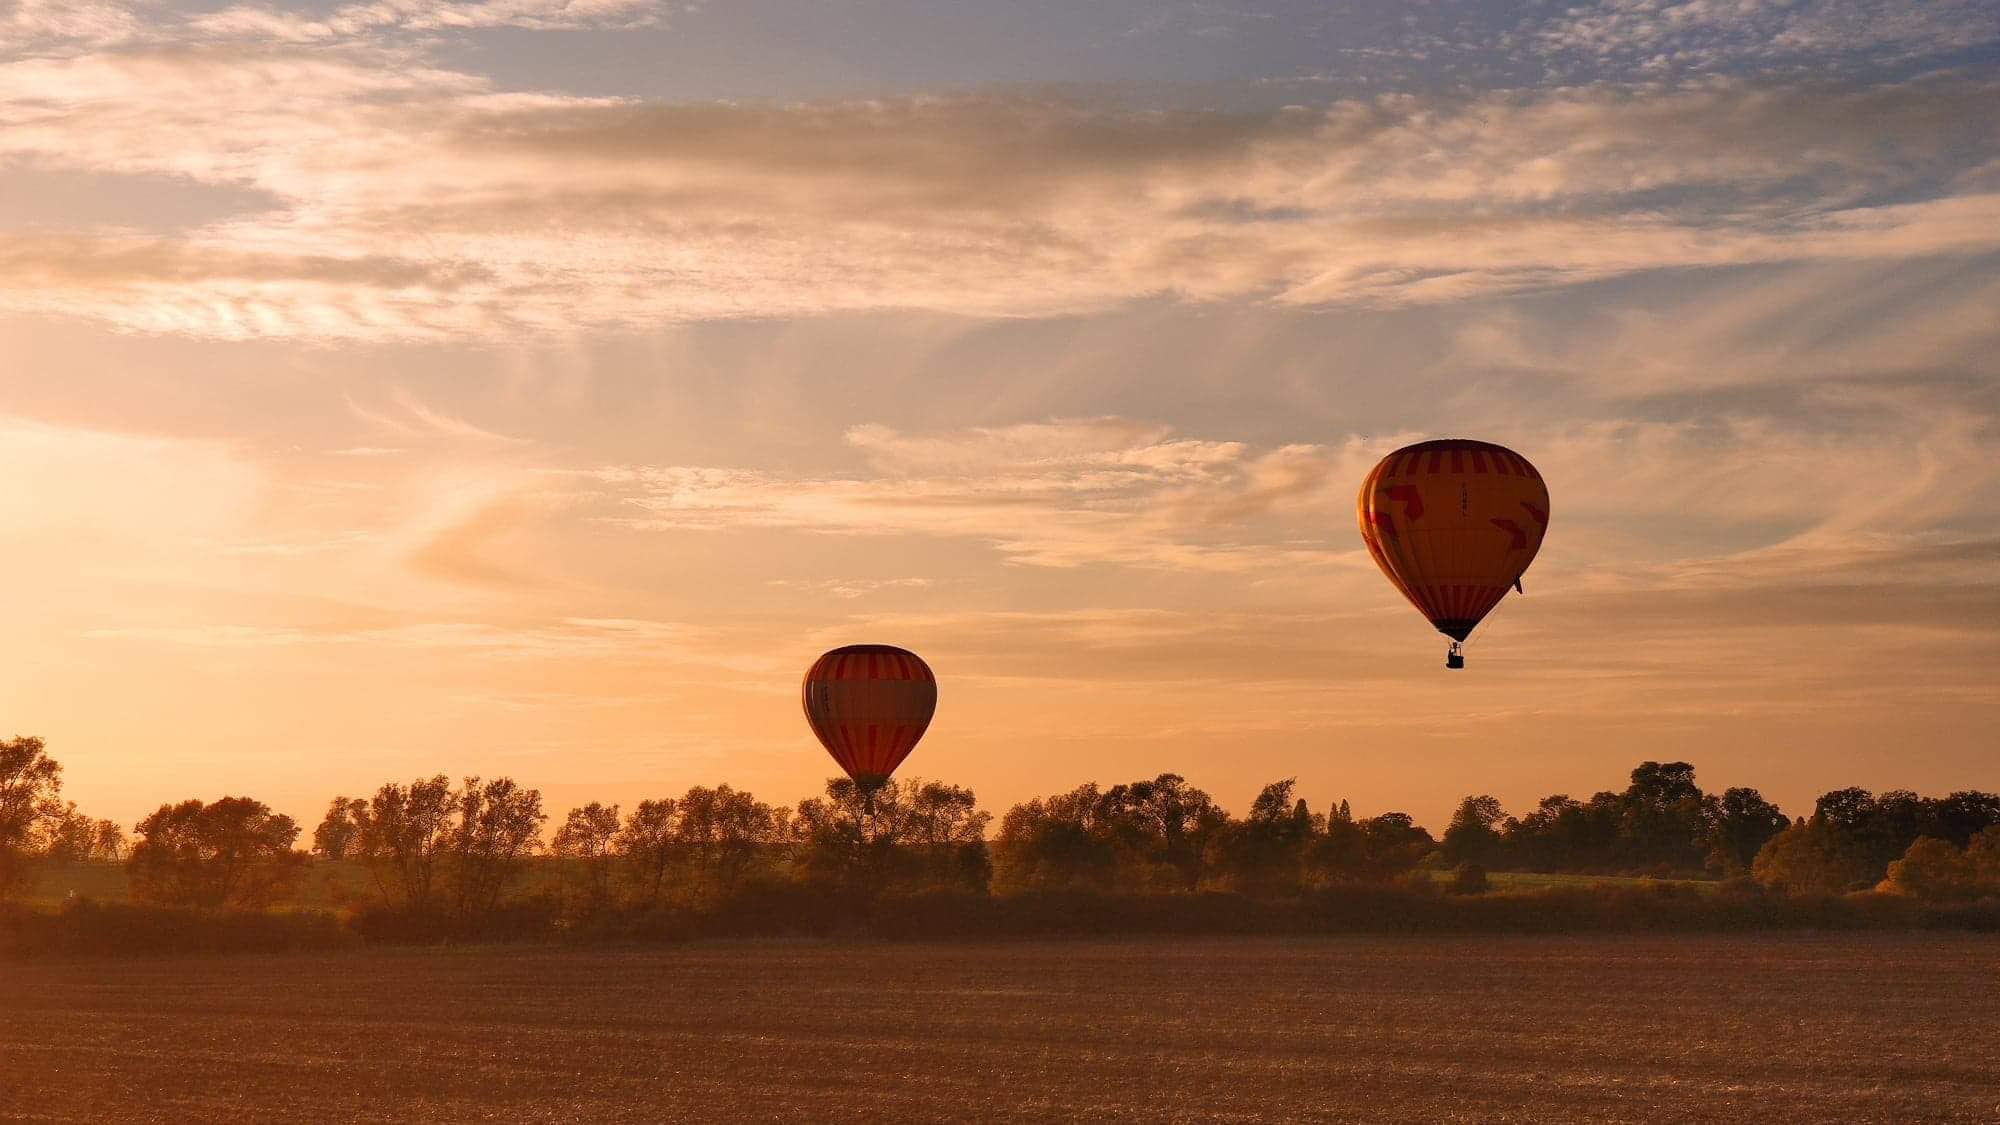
[{"xmin": 2, "ymin": 0, "xmax": 1997, "ymax": 834}]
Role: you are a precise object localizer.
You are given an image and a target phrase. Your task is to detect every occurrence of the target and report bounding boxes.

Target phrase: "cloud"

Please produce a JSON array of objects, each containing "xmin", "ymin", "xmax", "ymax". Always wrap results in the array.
[
  {"xmin": 189, "ymin": 0, "xmax": 669, "ymax": 42},
  {"xmin": 1533, "ymin": 0, "xmax": 2000, "ymax": 72},
  {"xmin": 769, "ymin": 577, "xmax": 938, "ymax": 599},
  {"xmin": 2, "ymin": 37, "xmax": 1995, "ymax": 337},
  {"xmin": 1, "ymin": 0, "xmax": 672, "ymax": 53},
  {"xmin": 585, "ymin": 418, "xmax": 1389, "ymax": 570},
  {"xmin": 84, "ymin": 615, "xmax": 706, "ymax": 656}
]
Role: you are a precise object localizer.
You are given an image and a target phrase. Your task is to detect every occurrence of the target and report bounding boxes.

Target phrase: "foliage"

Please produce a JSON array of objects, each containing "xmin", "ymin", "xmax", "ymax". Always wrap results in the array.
[
  {"xmin": 1751, "ymin": 820, "xmax": 1870, "ymax": 895},
  {"xmin": 35, "ymin": 801, "xmax": 125, "ymax": 864},
  {"xmin": 1443, "ymin": 796, "xmax": 1506, "ymax": 866},
  {"xmin": 311, "ymin": 797, "xmax": 367, "ymax": 861},
  {"xmin": 445, "ymin": 777, "xmax": 546, "ymax": 922},
  {"xmin": 347, "ymin": 775, "xmax": 545, "ymax": 924},
  {"xmin": 1705, "ymin": 787, "xmax": 1789, "ymax": 875},
  {"xmin": 1449, "ymin": 863, "xmax": 1490, "ymax": 895},
  {"xmin": 551, "ymin": 802, "xmax": 622, "ymax": 908},
  {"xmin": 0, "ymin": 736, "xmax": 64, "ymax": 900},
  {"xmin": 126, "ymin": 797, "xmax": 306, "ymax": 908},
  {"xmin": 1877, "ymin": 828, "xmax": 2000, "ymax": 903},
  {"xmin": 351, "ymin": 775, "xmax": 457, "ymax": 910},
  {"xmin": 614, "ymin": 798, "xmax": 679, "ymax": 904}
]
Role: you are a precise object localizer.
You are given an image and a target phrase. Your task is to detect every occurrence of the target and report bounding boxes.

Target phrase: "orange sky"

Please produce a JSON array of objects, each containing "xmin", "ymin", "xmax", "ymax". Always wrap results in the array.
[{"xmin": 2, "ymin": 1, "xmax": 1997, "ymax": 833}]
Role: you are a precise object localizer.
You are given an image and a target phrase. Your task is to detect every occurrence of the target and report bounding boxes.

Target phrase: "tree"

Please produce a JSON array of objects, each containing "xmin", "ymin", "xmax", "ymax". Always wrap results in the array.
[
  {"xmin": 672, "ymin": 784, "xmax": 776, "ymax": 898},
  {"xmin": 0, "ymin": 736, "xmax": 63, "ymax": 900},
  {"xmin": 1218, "ymin": 779, "xmax": 1318, "ymax": 896},
  {"xmin": 92, "ymin": 818, "xmax": 128, "ymax": 861},
  {"xmin": 1970, "ymin": 826, "xmax": 2000, "ymax": 884},
  {"xmin": 892, "ymin": 780, "xmax": 993, "ymax": 892},
  {"xmin": 993, "ymin": 784, "xmax": 1116, "ymax": 893},
  {"xmin": 1442, "ymin": 795, "xmax": 1506, "ymax": 866},
  {"xmin": 552, "ymin": 802, "xmax": 622, "ymax": 908},
  {"xmin": 1878, "ymin": 837, "xmax": 1985, "ymax": 902},
  {"xmin": 126, "ymin": 797, "xmax": 304, "ymax": 908},
  {"xmin": 1618, "ymin": 761, "xmax": 1714, "ymax": 872},
  {"xmin": 1357, "ymin": 812, "xmax": 1434, "ymax": 878},
  {"xmin": 312, "ymin": 797, "xmax": 367, "ymax": 861},
  {"xmin": 352, "ymin": 775, "xmax": 458, "ymax": 910},
  {"xmin": 1751, "ymin": 820, "xmax": 1868, "ymax": 895},
  {"xmin": 615, "ymin": 798, "xmax": 679, "ymax": 905},
  {"xmin": 1096, "ymin": 774, "xmax": 1226, "ymax": 891},
  {"xmin": 446, "ymin": 776, "xmax": 546, "ymax": 922},
  {"xmin": 1705, "ymin": 787, "xmax": 1789, "ymax": 875},
  {"xmin": 1930, "ymin": 792, "xmax": 2000, "ymax": 847},
  {"xmin": 36, "ymin": 801, "xmax": 112, "ymax": 864}
]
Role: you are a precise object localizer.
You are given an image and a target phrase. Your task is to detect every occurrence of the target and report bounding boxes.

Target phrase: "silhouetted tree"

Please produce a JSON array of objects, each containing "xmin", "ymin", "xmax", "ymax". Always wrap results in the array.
[
  {"xmin": 552, "ymin": 802, "xmax": 622, "ymax": 908},
  {"xmin": 1218, "ymin": 779, "xmax": 1318, "ymax": 895},
  {"xmin": 92, "ymin": 818, "xmax": 127, "ymax": 861},
  {"xmin": 890, "ymin": 780, "xmax": 993, "ymax": 892},
  {"xmin": 673, "ymin": 784, "xmax": 777, "ymax": 898},
  {"xmin": 1502, "ymin": 794, "xmax": 1605, "ymax": 872},
  {"xmin": 0, "ymin": 736, "xmax": 62, "ymax": 900},
  {"xmin": 446, "ymin": 776, "xmax": 545, "ymax": 922},
  {"xmin": 1442, "ymin": 795, "xmax": 1506, "ymax": 866},
  {"xmin": 1705, "ymin": 787, "xmax": 1789, "ymax": 875},
  {"xmin": 35, "ymin": 801, "xmax": 123, "ymax": 864},
  {"xmin": 993, "ymin": 783, "xmax": 1116, "ymax": 892},
  {"xmin": 1930, "ymin": 792, "xmax": 2000, "ymax": 847},
  {"xmin": 1357, "ymin": 812, "xmax": 1434, "ymax": 877},
  {"xmin": 126, "ymin": 797, "xmax": 304, "ymax": 908},
  {"xmin": 352, "ymin": 775, "xmax": 458, "ymax": 910},
  {"xmin": 1096, "ymin": 774, "xmax": 1227, "ymax": 891},
  {"xmin": 1618, "ymin": 761, "xmax": 1714, "ymax": 872},
  {"xmin": 614, "ymin": 798, "xmax": 678, "ymax": 905},
  {"xmin": 312, "ymin": 797, "xmax": 367, "ymax": 861},
  {"xmin": 1306, "ymin": 797, "xmax": 1371, "ymax": 883}
]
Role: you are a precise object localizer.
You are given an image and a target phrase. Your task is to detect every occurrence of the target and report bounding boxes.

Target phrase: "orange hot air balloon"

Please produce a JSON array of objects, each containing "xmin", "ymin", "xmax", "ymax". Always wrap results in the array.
[
  {"xmin": 801, "ymin": 644, "xmax": 937, "ymax": 785},
  {"xmin": 1357, "ymin": 439, "xmax": 1549, "ymax": 669}
]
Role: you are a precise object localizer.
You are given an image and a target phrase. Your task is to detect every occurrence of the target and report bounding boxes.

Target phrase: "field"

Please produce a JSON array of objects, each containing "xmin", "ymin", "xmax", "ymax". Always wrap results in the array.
[{"xmin": 4, "ymin": 935, "xmax": 1997, "ymax": 1122}]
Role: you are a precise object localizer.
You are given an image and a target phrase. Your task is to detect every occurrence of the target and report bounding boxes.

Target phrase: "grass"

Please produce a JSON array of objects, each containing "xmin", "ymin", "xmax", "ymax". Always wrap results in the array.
[
  {"xmin": 3, "ymin": 934, "xmax": 1996, "ymax": 1121},
  {"xmin": 21, "ymin": 860, "xmax": 379, "ymax": 910},
  {"xmin": 20, "ymin": 859, "xmax": 585, "ymax": 910},
  {"xmin": 31, "ymin": 859, "xmax": 1713, "ymax": 909}
]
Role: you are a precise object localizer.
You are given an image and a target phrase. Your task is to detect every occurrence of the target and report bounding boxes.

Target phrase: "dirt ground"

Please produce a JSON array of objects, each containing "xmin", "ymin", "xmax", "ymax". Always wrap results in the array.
[{"xmin": 3, "ymin": 934, "xmax": 1997, "ymax": 1122}]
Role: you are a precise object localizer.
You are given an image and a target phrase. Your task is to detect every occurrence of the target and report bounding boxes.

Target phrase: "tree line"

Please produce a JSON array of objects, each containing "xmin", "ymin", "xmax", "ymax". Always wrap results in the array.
[{"xmin": 5, "ymin": 735, "xmax": 2000, "ymax": 930}]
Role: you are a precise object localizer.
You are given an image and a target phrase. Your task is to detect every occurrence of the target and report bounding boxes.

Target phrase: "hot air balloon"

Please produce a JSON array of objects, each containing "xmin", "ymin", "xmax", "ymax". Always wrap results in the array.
[
  {"xmin": 1357, "ymin": 439, "xmax": 1549, "ymax": 668},
  {"xmin": 801, "ymin": 644, "xmax": 936, "ymax": 789}
]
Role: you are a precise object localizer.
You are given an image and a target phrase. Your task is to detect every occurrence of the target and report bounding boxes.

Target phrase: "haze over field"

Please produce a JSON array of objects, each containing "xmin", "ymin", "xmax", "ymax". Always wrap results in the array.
[{"xmin": 2, "ymin": 0, "xmax": 1997, "ymax": 830}]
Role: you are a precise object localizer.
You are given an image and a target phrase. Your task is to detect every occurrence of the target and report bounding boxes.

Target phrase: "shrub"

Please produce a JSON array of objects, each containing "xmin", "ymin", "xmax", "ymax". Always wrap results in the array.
[
  {"xmin": 1449, "ymin": 863, "xmax": 1489, "ymax": 895},
  {"xmin": 0, "ymin": 899, "xmax": 350, "ymax": 957}
]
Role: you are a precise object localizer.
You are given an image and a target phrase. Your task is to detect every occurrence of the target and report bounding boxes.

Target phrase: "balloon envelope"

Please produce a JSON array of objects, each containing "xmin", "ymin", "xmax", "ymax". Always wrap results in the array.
[
  {"xmin": 801, "ymin": 644, "xmax": 937, "ymax": 783},
  {"xmin": 1356, "ymin": 439, "xmax": 1550, "ymax": 643}
]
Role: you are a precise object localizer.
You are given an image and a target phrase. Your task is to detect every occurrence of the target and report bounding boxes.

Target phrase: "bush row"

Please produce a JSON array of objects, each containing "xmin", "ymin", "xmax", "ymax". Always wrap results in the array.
[{"xmin": 10, "ymin": 883, "xmax": 1996, "ymax": 957}]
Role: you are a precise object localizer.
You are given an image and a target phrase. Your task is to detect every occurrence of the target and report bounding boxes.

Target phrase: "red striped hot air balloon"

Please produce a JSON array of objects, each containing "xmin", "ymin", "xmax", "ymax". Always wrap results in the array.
[
  {"xmin": 1357, "ymin": 439, "xmax": 1550, "ymax": 668},
  {"xmin": 801, "ymin": 644, "xmax": 937, "ymax": 786}
]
